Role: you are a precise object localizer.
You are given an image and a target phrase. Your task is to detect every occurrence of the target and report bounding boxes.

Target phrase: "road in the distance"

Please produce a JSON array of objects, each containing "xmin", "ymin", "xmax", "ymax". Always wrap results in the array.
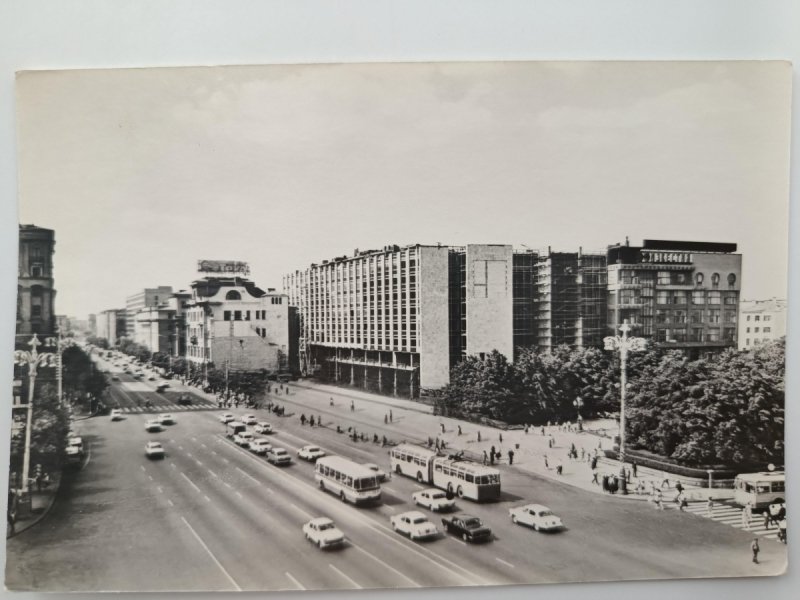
[{"xmin": 5, "ymin": 372, "xmax": 787, "ymax": 591}]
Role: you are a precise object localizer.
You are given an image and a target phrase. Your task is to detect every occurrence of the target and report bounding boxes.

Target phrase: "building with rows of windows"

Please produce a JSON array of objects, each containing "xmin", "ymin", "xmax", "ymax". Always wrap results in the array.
[
  {"xmin": 738, "ymin": 298, "xmax": 786, "ymax": 350},
  {"xmin": 16, "ymin": 224, "xmax": 57, "ymax": 338},
  {"xmin": 606, "ymin": 240, "xmax": 741, "ymax": 360}
]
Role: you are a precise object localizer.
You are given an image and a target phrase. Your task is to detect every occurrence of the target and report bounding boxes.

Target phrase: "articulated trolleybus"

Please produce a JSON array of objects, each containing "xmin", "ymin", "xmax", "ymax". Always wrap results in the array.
[
  {"xmin": 390, "ymin": 443, "xmax": 501, "ymax": 501},
  {"xmin": 315, "ymin": 456, "xmax": 382, "ymax": 505}
]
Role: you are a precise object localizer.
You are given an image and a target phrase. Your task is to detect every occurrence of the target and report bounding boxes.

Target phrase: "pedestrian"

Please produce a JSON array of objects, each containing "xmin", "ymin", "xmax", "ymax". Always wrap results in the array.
[
  {"xmin": 499, "ymin": 433, "xmax": 503, "ymax": 443},
  {"xmin": 764, "ymin": 510, "xmax": 770, "ymax": 530},
  {"xmin": 706, "ymin": 497, "xmax": 714, "ymax": 518},
  {"xmin": 508, "ymin": 449, "xmax": 514, "ymax": 465},
  {"xmin": 592, "ymin": 470, "xmax": 599, "ymax": 485},
  {"xmin": 389, "ymin": 410, "xmax": 393, "ymax": 423},
  {"xmin": 382, "ymin": 436, "xmax": 388, "ymax": 447},
  {"xmin": 661, "ymin": 476, "xmax": 670, "ymax": 489},
  {"xmin": 556, "ymin": 461, "xmax": 563, "ymax": 476},
  {"xmin": 541, "ymin": 426, "xmax": 545, "ymax": 436},
  {"xmin": 350, "ymin": 400, "xmax": 355, "ymax": 412},
  {"xmin": 441, "ymin": 423, "xmax": 446, "ymax": 434},
  {"xmin": 679, "ymin": 496, "xmax": 688, "ymax": 511},
  {"xmin": 580, "ymin": 447, "xmax": 585, "ymax": 460},
  {"xmin": 751, "ymin": 538, "xmax": 760, "ymax": 564},
  {"xmin": 318, "ymin": 415, "xmax": 323, "ymax": 427},
  {"xmin": 373, "ymin": 433, "xmax": 379, "ymax": 443},
  {"xmin": 477, "ymin": 431, "xmax": 482, "ymax": 443},
  {"xmin": 544, "ymin": 454, "xmax": 549, "ymax": 469},
  {"xmin": 300, "ymin": 413, "xmax": 306, "ymax": 425},
  {"xmin": 384, "ymin": 414, "xmax": 388, "ymax": 424},
  {"xmin": 458, "ymin": 425, "xmax": 462, "ymax": 436},
  {"xmin": 524, "ymin": 426, "xmax": 529, "ymax": 435},
  {"xmin": 741, "ymin": 507, "xmax": 749, "ymax": 530},
  {"xmin": 631, "ymin": 461, "xmax": 638, "ymax": 478},
  {"xmin": 309, "ymin": 415, "xmax": 315, "ymax": 427},
  {"xmin": 483, "ymin": 451, "xmax": 488, "ymax": 465},
  {"xmin": 330, "ymin": 397, "xmax": 334, "ymax": 406},
  {"xmin": 490, "ymin": 449, "xmax": 495, "ymax": 466},
  {"xmin": 675, "ymin": 481, "xmax": 684, "ymax": 495},
  {"xmin": 435, "ymin": 438, "xmax": 440, "ymax": 451}
]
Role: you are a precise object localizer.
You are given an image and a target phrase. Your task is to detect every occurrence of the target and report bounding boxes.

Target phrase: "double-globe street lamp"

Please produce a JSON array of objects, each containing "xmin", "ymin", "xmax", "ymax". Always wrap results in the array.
[
  {"xmin": 13, "ymin": 333, "xmax": 58, "ymax": 506},
  {"xmin": 603, "ymin": 319, "xmax": 647, "ymax": 493}
]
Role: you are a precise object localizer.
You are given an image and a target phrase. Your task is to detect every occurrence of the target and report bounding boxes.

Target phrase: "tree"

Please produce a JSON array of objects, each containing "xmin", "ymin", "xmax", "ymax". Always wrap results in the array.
[{"xmin": 9, "ymin": 383, "xmax": 70, "ymax": 475}]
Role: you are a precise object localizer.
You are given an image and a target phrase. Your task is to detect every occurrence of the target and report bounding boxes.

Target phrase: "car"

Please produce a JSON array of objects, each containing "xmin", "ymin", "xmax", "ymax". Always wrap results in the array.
[
  {"xmin": 144, "ymin": 419, "xmax": 162, "ymax": 433},
  {"xmin": 110, "ymin": 409, "xmax": 123, "ymax": 421},
  {"xmin": 412, "ymin": 488, "xmax": 456, "ymax": 512},
  {"xmin": 254, "ymin": 421, "xmax": 273, "ymax": 434},
  {"xmin": 241, "ymin": 414, "xmax": 258, "ymax": 425},
  {"xmin": 234, "ymin": 432, "xmax": 255, "ymax": 448},
  {"xmin": 302, "ymin": 517, "xmax": 345, "ymax": 549},
  {"xmin": 266, "ymin": 447, "xmax": 291, "ymax": 466},
  {"xmin": 390, "ymin": 511, "xmax": 439, "ymax": 540},
  {"xmin": 148, "ymin": 376, "xmax": 157, "ymax": 381},
  {"xmin": 156, "ymin": 384, "xmax": 169, "ymax": 393},
  {"xmin": 67, "ymin": 436, "xmax": 84, "ymax": 453},
  {"xmin": 509, "ymin": 504, "xmax": 564, "ymax": 532},
  {"xmin": 441, "ymin": 514, "xmax": 492, "ymax": 543},
  {"xmin": 219, "ymin": 413, "xmax": 236, "ymax": 423},
  {"xmin": 145, "ymin": 441, "xmax": 165, "ymax": 459},
  {"xmin": 298, "ymin": 445, "xmax": 326, "ymax": 462},
  {"xmin": 249, "ymin": 439, "xmax": 272, "ymax": 455},
  {"xmin": 111, "ymin": 376, "xmax": 120, "ymax": 381},
  {"xmin": 158, "ymin": 413, "xmax": 176, "ymax": 425},
  {"xmin": 363, "ymin": 463, "xmax": 388, "ymax": 482},
  {"xmin": 177, "ymin": 395, "xmax": 192, "ymax": 406},
  {"xmin": 133, "ymin": 373, "xmax": 142, "ymax": 379}
]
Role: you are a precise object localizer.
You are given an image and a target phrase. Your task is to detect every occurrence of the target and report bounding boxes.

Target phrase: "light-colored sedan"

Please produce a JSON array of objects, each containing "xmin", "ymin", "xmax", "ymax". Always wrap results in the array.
[
  {"xmin": 249, "ymin": 439, "xmax": 272, "ymax": 455},
  {"xmin": 254, "ymin": 422, "xmax": 273, "ymax": 434},
  {"xmin": 241, "ymin": 414, "xmax": 258, "ymax": 425},
  {"xmin": 412, "ymin": 488, "xmax": 456, "ymax": 512},
  {"xmin": 110, "ymin": 409, "xmax": 123, "ymax": 421},
  {"xmin": 509, "ymin": 504, "xmax": 564, "ymax": 532},
  {"xmin": 158, "ymin": 413, "xmax": 176, "ymax": 425},
  {"xmin": 303, "ymin": 517, "xmax": 345, "ymax": 549},
  {"xmin": 390, "ymin": 511, "xmax": 439, "ymax": 541},
  {"xmin": 218, "ymin": 413, "xmax": 235, "ymax": 424},
  {"xmin": 298, "ymin": 445, "xmax": 326, "ymax": 462},
  {"xmin": 145, "ymin": 441, "xmax": 165, "ymax": 459},
  {"xmin": 234, "ymin": 432, "xmax": 255, "ymax": 448},
  {"xmin": 144, "ymin": 420, "xmax": 162, "ymax": 433}
]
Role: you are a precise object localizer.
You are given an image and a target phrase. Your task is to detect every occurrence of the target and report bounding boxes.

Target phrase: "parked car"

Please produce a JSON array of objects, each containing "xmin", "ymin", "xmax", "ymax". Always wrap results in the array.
[
  {"xmin": 156, "ymin": 383, "xmax": 169, "ymax": 393},
  {"xmin": 266, "ymin": 447, "xmax": 291, "ymax": 466},
  {"xmin": 111, "ymin": 375, "xmax": 120, "ymax": 381},
  {"xmin": 145, "ymin": 441, "xmax": 165, "ymax": 459},
  {"xmin": 509, "ymin": 504, "xmax": 564, "ymax": 532},
  {"xmin": 390, "ymin": 511, "xmax": 439, "ymax": 540},
  {"xmin": 158, "ymin": 413, "xmax": 176, "ymax": 426},
  {"xmin": 441, "ymin": 514, "xmax": 492, "ymax": 543},
  {"xmin": 254, "ymin": 421, "xmax": 273, "ymax": 434},
  {"xmin": 412, "ymin": 488, "xmax": 456, "ymax": 512},
  {"xmin": 109, "ymin": 409, "xmax": 123, "ymax": 421},
  {"xmin": 298, "ymin": 445, "xmax": 326, "ymax": 462},
  {"xmin": 363, "ymin": 463, "xmax": 388, "ymax": 482},
  {"xmin": 249, "ymin": 439, "xmax": 272, "ymax": 455},
  {"xmin": 302, "ymin": 517, "xmax": 345, "ymax": 549},
  {"xmin": 148, "ymin": 376, "xmax": 157, "ymax": 381},
  {"xmin": 219, "ymin": 413, "xmax": 235, "ymax": 424},
  {"xmin": 233, "ymin": 432, "xmax": 255, "ymax": 448},
  {"xmin": 241, "ymin": 414, "xmax": 258, "ymax": 425},
  {"xmin": 177, "ymin": 395, "xmax": 192, "ymax": 406},
  {"xmin": 67, "ymin": 436, "xmax": 84, "ymax": 453},
  {"xmin": 144, "ymin": 419, "xmax": 162, "ymax": 433}
]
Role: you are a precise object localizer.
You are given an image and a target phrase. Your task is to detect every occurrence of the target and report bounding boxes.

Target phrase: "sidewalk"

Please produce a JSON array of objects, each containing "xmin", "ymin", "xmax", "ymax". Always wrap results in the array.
[
  {"xmin": 7, "ymin": 471, "xmax": 62, "ymax": 539},
  {"xmin": 285, "ymin": 380, "xmax": 729, "ymax": 503}
]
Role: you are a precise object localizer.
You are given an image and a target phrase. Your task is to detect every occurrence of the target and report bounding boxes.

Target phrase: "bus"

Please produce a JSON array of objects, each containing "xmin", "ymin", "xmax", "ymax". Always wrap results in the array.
[
  {"xmin": 389, "ymin": 443, "xmax": 438, "ymax": 483},
  {"xmin": 315, "ymin": 456, "xmax": 382, "ymax": 505},
  {"xmin": 389, "ymin": 443, "xmax": 501, "ymax": 502},
  {"xmin": 733, "ymin": 471, "xmax": 785, "ymax": 510}
]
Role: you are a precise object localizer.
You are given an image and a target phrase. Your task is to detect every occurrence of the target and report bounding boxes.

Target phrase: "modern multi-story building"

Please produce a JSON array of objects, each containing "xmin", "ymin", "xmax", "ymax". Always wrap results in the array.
[
  {"xmin": 88, "ymin": 313, "xmax": 97, "ymax": 337},
  {"xmin": 16, "ymin": 224, "xmax": 56, "ymax": 337},
  {"xmin": 125, "ymin": 287, "xmax": 173, "ymax": 338},
  {"xmin": 96, "ymin": 309, "xmax": 127, "ymax": 346},
  {"xmin": 185, "ymin": 275, "xmax": 290, "ymax": 374},
  {"xmin": 133, "ymin": 305, "xmax": 176, "ymax": 355},
  {"xmin": 606, "ymin": 239, "xmax": 741, "ymax": 359},
  {"xmin": 739, "ymin": 298, "xmax": 787, "ymax": 350}
]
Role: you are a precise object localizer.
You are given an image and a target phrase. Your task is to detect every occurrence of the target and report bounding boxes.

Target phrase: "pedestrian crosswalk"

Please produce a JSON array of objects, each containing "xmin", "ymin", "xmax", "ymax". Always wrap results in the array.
[
  {"xmin": 674, "ymin": 501, "xmax": 782, "ymax": 540},
  {"xmin": 114, "ymin": 404, "xmax": 219, "ymax": 414}
]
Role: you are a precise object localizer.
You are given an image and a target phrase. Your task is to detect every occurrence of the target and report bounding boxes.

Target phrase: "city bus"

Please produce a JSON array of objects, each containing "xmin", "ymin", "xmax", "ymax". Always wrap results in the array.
[
  {"xmin": 315, "ymin": 456, "xmax": 382, "ymax": 505},
  {"xmin": 733, "ymin": 471, "xmax": 785, "ymax": 510},
  {"xmin": 389, "ymin": 443, "xmax": 438, "ymax": 483},
  {"xmin": 390, "ymin": 443, "xmax": 501, "ymax": 501}
]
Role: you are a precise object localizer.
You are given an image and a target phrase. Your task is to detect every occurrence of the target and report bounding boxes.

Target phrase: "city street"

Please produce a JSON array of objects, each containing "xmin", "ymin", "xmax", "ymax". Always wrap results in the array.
[{"xmin": 5, "ymin": 366, "xmax": 787, "ymax": 592}]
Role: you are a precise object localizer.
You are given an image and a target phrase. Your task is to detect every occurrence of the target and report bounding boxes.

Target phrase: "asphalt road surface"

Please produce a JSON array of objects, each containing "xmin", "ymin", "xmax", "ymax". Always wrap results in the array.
[{"xmin": 5, "ymin": 367, "xmax": 787, "ymax": 591}]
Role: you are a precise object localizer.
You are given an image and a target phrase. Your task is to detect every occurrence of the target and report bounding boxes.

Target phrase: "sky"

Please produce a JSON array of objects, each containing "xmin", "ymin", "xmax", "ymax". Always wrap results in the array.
[{"xmin": 14, "ymin": 61, "xmax": 792, "ymax": 318}]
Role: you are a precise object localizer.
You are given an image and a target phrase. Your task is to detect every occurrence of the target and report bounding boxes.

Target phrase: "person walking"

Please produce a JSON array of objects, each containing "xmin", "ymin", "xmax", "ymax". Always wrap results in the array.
[
  {"xmin": 751, "ymin": 538, "xmax": 760, "ymax": 564},
  {"xmin": 632, "ymin": 461, "xmax": 638, "ymax": 479},
  {"xmin": 508, "ymin": 449, "xmax": 515, "ymax": 465},
  {"xmin": 300, "ymin": 414, "xmax": 306, "ymax": 426},
  {"xmin": 592, "ymin": 470, "xmax": 599, "ymax": 485},
  {"xmin": 441, "ymin": 423, "xmax": 446, "ymax": 434},
  {"xmin": 330, "ymin": 397, "xmax": 334, "ymax": 406},
  {"xmin": 489, "ymin": 446, "xmax": 496, "ymax": 465},
  {"xmin": 483, "ymin": 451, "xmax": 488, "ymax": 465},
  {"xmin": 706, "ymin": 497, "xmax": 714, "ymax": 518},
  {"xmin": 457, "ymin": 425, "xmax": 462, "ymax": 436},
  {"xmin": 389, "ymin": 410, "xmax": 393, "ymax": 423},
  {"xmin": 763, "ymin": 510, "xmax": 771, "ymax": 530},
  {"xmin": 350, "ymin": 400, "xmax": 355, "ymax": 412},
  {"xmin": 384, "ymin": 414, "xmax": 388, "ymax": 424},
  {"xmin": 477, "ymin": 431, "xmax": 482, "ymax": 443},
  {"xmin": 499, "ymin": 433, "xmax": 503, "ymax": 443},
  {"xmin": 741, "ymin": 507, "xmax": 750, "ymax": 530},
  {"xmin": 544, "ymin": 454, "xmax": 549, "ymax": 469}
]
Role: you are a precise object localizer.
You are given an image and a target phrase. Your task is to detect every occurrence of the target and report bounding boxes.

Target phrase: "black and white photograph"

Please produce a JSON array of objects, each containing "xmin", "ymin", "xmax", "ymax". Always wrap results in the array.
[{"xmin": 3, "ymin": 58, "xmax": 792, "ymax": 593}]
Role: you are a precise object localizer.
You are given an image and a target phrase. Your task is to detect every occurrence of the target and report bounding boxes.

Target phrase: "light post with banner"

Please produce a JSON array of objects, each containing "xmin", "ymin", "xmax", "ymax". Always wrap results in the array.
[
  {"xmin": 13, "ymin": 333, "xmax": 58, "ymax": 511},
  {"xmin": 603, "ymin": 319, "xmax": 647, "ymax": 494}
]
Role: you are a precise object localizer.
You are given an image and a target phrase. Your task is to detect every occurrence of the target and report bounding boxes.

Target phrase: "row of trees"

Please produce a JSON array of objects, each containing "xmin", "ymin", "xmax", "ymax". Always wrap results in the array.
[{"xmin": 435, "ymin": 340, "xmax": 785, "ymax": 467}]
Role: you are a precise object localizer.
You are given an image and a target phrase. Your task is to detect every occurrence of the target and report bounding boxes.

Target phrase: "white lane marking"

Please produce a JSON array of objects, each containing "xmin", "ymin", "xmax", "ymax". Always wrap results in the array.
[
  {"xmin": 329, "ymin": 564, "xmax": 362, "ymax": 589},
  {"xmin": 235, "ymin": 467, "xmax": 260, "ymax": 485},
  {"xmin": 191, "ymin": 437, "xmax": 198, "ymax": 441},
  {"xmin": 285, "ymin": 572, "xmax": 305, "ymax": 591},
  {"xmin": 196, "ymin": 460, "xmax": 204, "ymax": 467},
  {"xmin": 447, "ymin": 536, "xmax": 468, "ymax": 546},
  {"xmin": 208, "ymin": 469, "xmax": 218, "ymax": 478},
  {"xmin": 496, "ymin": 557, "xmax": 515, "ymax": 568},
  {"xmin": 385, "ymin": 505, "xmax": 396, "ymax": 513},
  {"xmin": 383, "ymin": 486, "xmax": 398, "ymax": 495},
  {"xmin": 413, "ymin": 483, "xmax": 424, "ymax": 489},
  {"xmin": 351, "ymin": 543, "xmax": 421, "ymax": 587},
  {"xmin": 201, "ymin": 443, "xmax": 208, "ymax": 449},
  {"xmin": 170, "ymin": 463, "xmax": 177, "ymax": 469},
  {"xmin": 224, "ymin": 482, "xmax": 232, "ymax": 489},
  {"xmin": 267, "ymin": 488, "xmax": 276, "ymax": 495},
  {"xmin": 204, "ymin": 495, "xmax": 211, "ymax": 502},
  {"xmin": 211, "ymin": 450, "xmax": 218, "ymax": 456},
  {"xmin": 181, "ymin": 517, "xmax": 242, "ymax": 591},
  {"xmin": 148, "ymin": 475, "xmax": 153, "ymax": 482},
  {"xmin": 157, "ymin": 486, "xmax": 163, "ymax": 493},
  {"xmin": 180, "ymin": 472, "xmax": 202, "ymax": 494},
  {"xmin": 289, "ymin": 503, "xmax": 315, "ymax": 520},
  {"xmin": 236, "ymin": 491, "xmax": 243, "ymax": 499},
  {"xmin": 178, "ymin": 446, "xmax": 184, "ymax": 450},
  {"xmin": 140, "ymin": 465, "xmax": 146, "ymax": 472},
  {"xmin": 167, "ymin": 499, "xmax": 174, "ymax": 507},
  {"xmin": 187, "ymin": 452, "xmax": 192, "ymax": 458},
  {"xmin": 222, "ymin": 458, "xmax": 230, "ymax": 464}
]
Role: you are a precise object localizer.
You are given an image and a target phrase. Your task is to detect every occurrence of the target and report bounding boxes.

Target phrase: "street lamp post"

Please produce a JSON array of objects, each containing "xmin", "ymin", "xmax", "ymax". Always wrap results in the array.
[
  {"xmin": 573, "ymin": 396, "xmax": 584, "ymax": 431},
  {"xmin": 13, "ymin": 334, "xmax": 58, "ymax": 506},
  {"xmin": 603, "ymin": 319, "xmax": 647, "ymax": 493}
]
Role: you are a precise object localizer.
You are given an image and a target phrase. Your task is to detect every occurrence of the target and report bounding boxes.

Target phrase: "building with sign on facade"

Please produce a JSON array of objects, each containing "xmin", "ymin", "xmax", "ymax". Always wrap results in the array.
[
  {"xmin": 606, "ymin": 239, "xmax": 742, "ymax": 360},
  {"xmin": 738, "ymin": 298, "xmax": 787, "ymax": 350},
  {"xmin": 185, "ymin": 261, "xmax": 291, "ymax": 376},
  {"xmin": 17, "ymin": 224, "xmax": 57, "ymax": 338}
]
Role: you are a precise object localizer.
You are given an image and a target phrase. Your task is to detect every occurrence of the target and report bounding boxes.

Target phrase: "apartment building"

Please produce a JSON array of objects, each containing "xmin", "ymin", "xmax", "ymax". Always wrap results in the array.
[{"xmin": 739, "ymin": 298, "xmax": 787, "ymax": 350}]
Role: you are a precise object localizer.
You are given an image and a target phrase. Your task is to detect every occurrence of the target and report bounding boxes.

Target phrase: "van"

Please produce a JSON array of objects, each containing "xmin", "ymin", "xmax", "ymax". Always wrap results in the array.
[{"xmin": 226, "ymin": 422, "xmax": 247, "ymax": 438}]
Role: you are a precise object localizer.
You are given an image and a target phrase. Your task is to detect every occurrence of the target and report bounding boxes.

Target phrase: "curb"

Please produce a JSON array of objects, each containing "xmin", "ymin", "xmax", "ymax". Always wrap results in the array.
[
  {"xmin": 290, "ymin": 382, "xmax": 434, "ymax": 416},
  {"xmin": 6, "ymin": 471, "xmax": 64, "ymax": 540}
]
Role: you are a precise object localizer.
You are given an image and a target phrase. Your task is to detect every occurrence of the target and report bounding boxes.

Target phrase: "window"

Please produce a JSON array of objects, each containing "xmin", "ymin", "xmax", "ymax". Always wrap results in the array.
[
  {"xmin": 695, "ymin": 272, "xmax": 704, "ymax": 285},
  {"xmin": 708, "ymin": 309, "xmax": 721, "ymax": 324},
  {"xmin": 657, "ymin": 272, "xmax": 671, "ymax": 285},
  {"xmin": 673, "ymin": 291, "xmax": 687, "ymax": 304},
  {"xmin": 675, "ymin": 273, "xmax": 686, "ymax": 285},
  {"xmin": 224, "ymin": 310, "xmax": 231, "ymax": 321},
  {"xmin": 727, "ymin": 273, "xmax": 737, "ymax": 288},
  {"xmin": 746, "ymin": 315, "xmax": 751, "ymax": 321},
  {"xmin": 656, "ymin": 291, "xmax": 669, "ymax": 305},
  {"xmin": 711, "ymin": 273, "xmax": 720, "ymax": 288},
  {"xmin": 754, "ymin": 315, "xmax": 760, "ymax": 322},
  {"xmin": 708, "ymin": 291, "xmax": 721, "ymax": 305},
  {"xmin": 746, "ymin": 338, "xmax": 750, "ymax": 346},
  {"xmin": 234, "ymin": 310, "xmax": 242, "ymax": 321},
  {"xmin": 692, "ymin": 291, "xmax": 705, "ymax": 305},
  {"xmin": 764, "ymin": 315, "xmax": 772, "ymax": 322},
  {"xmin": 746, "ymin": 327, "xmax": 750, "ymax": 333},
  {"xmin": 754, "ymin": 327, "xmax": 760, "ymax": 333},
  {"xmin": 763, "ymin": 327, "xmax": 771, "ymax": 333},
  {"xmin": 31, "ymin": 265, "xmax": 43, "ymax": 277},
  {"xmin": 31, "ymin": 305, "xmax": 42, "ymax": 317},
  {"xmin": 620, "ymin": 289, "xmax": 635, "ymax": 305},
  {"xmin": 226, "ymin": 290, "xmax": 241, "ymax": 300},
  {"xmin": 724, "ymin": 295, "xmax": 737, "ymax": 305}
]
